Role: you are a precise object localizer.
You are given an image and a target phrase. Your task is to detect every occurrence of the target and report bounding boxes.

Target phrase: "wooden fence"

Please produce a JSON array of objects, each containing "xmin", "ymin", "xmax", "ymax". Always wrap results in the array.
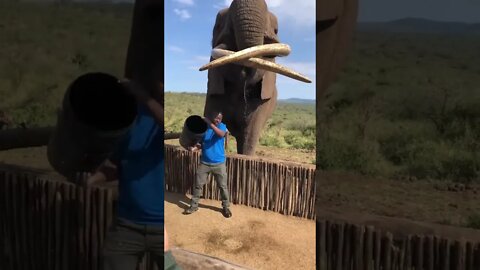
[
  {"xmin": 317, "ymin": 219, "xmax": 480, "ymax": 270},
  {"xmin": 0, "ymin": 168, "xmax": 158, "ymax": 270},
  {"xmin": 3, "ymin": 165, "xmax": 480, "ymax": 269},
  {"xmin": 164, "ymin": 144, "xmax": 317, "ymax": 219}
]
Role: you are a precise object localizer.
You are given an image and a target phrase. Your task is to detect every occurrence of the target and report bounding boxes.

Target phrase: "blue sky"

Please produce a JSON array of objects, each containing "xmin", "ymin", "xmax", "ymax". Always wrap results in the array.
[{"xmin": 165, "ymin": 0, "xmax": 316, "ymax": 100}]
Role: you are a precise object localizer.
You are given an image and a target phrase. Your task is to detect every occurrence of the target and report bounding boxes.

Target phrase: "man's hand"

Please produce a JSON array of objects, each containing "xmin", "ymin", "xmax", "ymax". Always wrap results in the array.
[
  {"xmin": 187, "ymin": 143, "xmax": 201, "ymax": 152},
  {"xmin": 76, "ymin": 171, "xmax": 103, "ymax": 188},
  {"xmin": 76, "ymin": 159, "xmax": 118, "ymax": 187},
  {"xmin": 119, "ymin": 78, "xmax": 150, "ymax": 104},
  {"xmin": 203, "ymin": 117, "xmax": 212, "ymax": 126}
]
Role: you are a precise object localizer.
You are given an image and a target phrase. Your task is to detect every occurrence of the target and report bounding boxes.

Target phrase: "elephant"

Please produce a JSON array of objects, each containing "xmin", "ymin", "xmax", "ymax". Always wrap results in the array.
[
  {"xmin": 316, "ymin": 0, "xmax": 358, "ymax": 105},
  {"xmin": 315, "ymin": 0, "xmax": 358, "ymax": 163},
  {"xmin": 200, "ymin": 0, "xmax": 310, "ymax": 156},
  {"xmin": 124, "ymin": 0, "xmax": 164, "ymax": 102}
]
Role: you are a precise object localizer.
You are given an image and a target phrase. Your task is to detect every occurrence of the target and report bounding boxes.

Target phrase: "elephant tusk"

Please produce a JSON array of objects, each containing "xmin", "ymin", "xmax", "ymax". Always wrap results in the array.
[
  {"xmin": 199, "ymin": 43, "xmax": 291, "ymax": 71},
  {"xmin": 211, "ymin": 48, "xmax": 312, "ymax": 83}
]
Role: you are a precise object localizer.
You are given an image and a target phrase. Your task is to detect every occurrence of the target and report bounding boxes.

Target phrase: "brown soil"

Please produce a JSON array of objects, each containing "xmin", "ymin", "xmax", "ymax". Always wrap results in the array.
[
  {"xmin": 317, "ymin": 171, "xmax": 480, "ymax": 229},
  {"xmin": 165, "ymin": 192, "xmax": 316, "ymax": 270}
]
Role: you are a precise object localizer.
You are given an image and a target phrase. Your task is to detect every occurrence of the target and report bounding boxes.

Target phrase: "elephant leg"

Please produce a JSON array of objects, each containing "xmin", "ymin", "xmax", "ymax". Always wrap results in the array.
[
  {"xmin": 235, "ymin": 135, "xmax": 246, "ymax": 154},
  {"xmin": 240, "ymin": 130, "xmax": 260, "ymax": 155}
]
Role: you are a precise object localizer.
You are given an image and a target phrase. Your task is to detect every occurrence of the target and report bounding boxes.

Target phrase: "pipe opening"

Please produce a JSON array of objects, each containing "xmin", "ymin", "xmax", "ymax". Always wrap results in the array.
[
  {"xmin": 185, "ymin": 115, "xmax": 208, "ymax": 134},
  {"xmin": 69, "ymin": 73, "xmax": 137, "ymax": 131}
]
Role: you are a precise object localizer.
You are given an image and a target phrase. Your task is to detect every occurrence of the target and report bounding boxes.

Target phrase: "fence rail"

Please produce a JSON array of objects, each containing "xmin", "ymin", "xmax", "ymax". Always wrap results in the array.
[
  {"xmin": 164, "ymin": 144, "xmax": 316, "ymax": 219},
  {"xmin": 317, "ymin": 219, "xmax": 480, "ymax": 270}
]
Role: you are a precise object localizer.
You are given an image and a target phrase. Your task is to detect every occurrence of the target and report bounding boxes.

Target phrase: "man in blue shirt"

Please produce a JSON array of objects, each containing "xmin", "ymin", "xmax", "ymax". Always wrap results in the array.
[
  {"xmin": 86, "ymin": 79, "xmax": 166, "ymax": 269},
  {"xmin": 184, "ymin": 112, "xmax": 232, "ymax": 218}
]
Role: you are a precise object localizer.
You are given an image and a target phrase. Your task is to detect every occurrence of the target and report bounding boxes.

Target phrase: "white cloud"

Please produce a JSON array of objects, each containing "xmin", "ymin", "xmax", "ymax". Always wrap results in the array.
[
  {"xmin": 167, "ymin": 45, "xmax": 185, "ymax": 53},
  {"xmin": 213, "ymin": 0, "xmax": 230, "ymax": 9},
  {"xmin": 173, "ymin": 0, "xmax": 195, "ymax": 6},
  {"xmin": 214, "ymin": 0, "xmax": 315, "ymax": 27},
  {"xmin": 174, "ymin": 8, "xmax": 192, "ymax": 20}
]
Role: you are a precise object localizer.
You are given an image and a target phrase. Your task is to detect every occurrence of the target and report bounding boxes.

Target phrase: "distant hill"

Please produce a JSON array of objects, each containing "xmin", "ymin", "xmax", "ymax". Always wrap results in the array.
[
  {"xmin": 278, "ymin": 98, "xmax": 315, "ymax": 105},
  {"xmin": 357, "ymin": 18, "xmax": 480, "ymax": 35}
]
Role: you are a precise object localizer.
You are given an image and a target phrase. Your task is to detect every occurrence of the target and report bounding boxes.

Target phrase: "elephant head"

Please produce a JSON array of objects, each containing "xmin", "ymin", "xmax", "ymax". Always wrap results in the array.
[
  {"xmin": 201, "ymin": 0, "xmax": 309, "ymax": 155},
  {"xmin": 316, "ymin": 0, "xmax": 358, "ymax": 103}
]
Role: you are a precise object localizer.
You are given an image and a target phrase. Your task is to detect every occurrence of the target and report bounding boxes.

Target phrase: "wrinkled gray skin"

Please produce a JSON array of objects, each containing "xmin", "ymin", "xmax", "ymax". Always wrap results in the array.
[{"xmin": 204, "ymin": 0, "xmax": 280, "ymax": 155}]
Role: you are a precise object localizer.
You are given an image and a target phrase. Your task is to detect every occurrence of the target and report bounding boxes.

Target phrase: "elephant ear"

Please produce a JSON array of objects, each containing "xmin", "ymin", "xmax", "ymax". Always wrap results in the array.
[
  {"xmin": 207, "ymin": 8, "xmax": 229, "ymax": 96},
  {"xmin": 211, "ymin": 8, "xmax": 229, "ymax": 47},
  {"xmin": 265, "ymin": 12, "xmax": 279, "ymax": 44}
]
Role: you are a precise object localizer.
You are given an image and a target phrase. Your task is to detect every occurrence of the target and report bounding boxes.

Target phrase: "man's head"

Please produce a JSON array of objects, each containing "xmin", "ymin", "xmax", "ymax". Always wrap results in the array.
[{"xmin": 210, "ymin": 112, "xmax": 223, "ymax": 125}]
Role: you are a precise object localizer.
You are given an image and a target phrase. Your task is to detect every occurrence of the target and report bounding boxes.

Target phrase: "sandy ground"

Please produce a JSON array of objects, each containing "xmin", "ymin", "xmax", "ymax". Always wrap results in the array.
[{"xmin": 164, "ymin": 192, "xmax": 316, "ymax": 270}]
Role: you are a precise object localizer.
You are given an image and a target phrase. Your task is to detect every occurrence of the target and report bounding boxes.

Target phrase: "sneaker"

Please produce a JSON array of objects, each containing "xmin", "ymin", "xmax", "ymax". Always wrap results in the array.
[
  {"xmin": 222, "ymin": 207, "xmax": 232, "ymax": 218},
  {"xmin": 183, "ymin": 207, "xmax": 198, "ymax": 215}
]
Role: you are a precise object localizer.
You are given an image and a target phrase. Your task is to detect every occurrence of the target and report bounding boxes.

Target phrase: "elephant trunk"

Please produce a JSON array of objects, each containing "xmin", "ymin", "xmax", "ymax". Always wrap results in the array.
[
  {"xmin": 230, "ymin": 0, "xmax": 267, "ymax": 51},
  {"xmin": 229, "ymin": 0, "xmax": 268, "ymax": 84}
]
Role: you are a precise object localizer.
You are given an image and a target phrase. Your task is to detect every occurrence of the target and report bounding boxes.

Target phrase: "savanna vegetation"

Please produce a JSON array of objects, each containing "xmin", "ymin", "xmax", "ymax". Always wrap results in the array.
[
  {"xmin": 0, "ymin": 2, "xmax": 132, "ymax": 127},
  {"xmin": 319, "ymin": 32, "xmax": 480, "ymax": 183},
  {"xmin": 164, "ymin": 92, "xmax": 315, "ymax": 154}
]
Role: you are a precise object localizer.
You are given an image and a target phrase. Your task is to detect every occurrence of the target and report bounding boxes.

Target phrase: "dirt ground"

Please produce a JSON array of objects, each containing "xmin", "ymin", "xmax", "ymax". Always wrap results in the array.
[
  {"xmin": 165, "ymin": 192, "xmax": 316, "ymax": 270},
  {"xmin": 317, "ymin": 171, "xmax": 480, "ymax": 228}
]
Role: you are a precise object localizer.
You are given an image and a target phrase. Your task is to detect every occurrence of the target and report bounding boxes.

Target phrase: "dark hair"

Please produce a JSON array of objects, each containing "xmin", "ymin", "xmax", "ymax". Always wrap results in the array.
[{"xmin": 210, "ymin": 111, "xmax": 223, "ymax": 118}]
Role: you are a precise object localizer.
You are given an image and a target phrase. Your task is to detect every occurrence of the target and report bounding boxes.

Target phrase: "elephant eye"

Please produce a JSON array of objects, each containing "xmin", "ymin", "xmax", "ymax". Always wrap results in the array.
[{"xmin": 317, "ymin": 17, "xmax": 338, "ymax": 33}]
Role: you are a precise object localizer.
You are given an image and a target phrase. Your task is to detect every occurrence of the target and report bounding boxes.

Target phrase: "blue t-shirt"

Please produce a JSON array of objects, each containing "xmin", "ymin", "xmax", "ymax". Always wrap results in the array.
[
  {"xmin": 111, "ymin": 105, "xmax": 164, "ymax": 225},
  {"xmin": 201, "ymin": 122, "xmax": 227, "ymax": 164}
]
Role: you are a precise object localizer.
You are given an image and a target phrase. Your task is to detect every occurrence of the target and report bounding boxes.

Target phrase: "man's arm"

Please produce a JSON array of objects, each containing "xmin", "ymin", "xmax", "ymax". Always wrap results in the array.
[
  {"xmin": 119, "ymin": 78, "xmax": 164, "ymax": 126},
  {"xmin": 143, "ymin": 97, "xmax": 164, "ymax": 126},
  {"xmin": 203, "ymin": 118, "xmax": 226, "ymax": 137}
]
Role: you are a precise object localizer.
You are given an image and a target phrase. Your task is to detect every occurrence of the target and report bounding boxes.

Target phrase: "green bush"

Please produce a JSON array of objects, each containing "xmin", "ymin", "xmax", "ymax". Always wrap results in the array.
[
  {"xmin": 284, "ymin": 132, "xmax": 315, "ymax": 150},
  {"xmin": 316, "ymin": 135, "xmax": 393, "ymax": 176},
  {"xmin": 399, "ymin": 141, "xmax": 479, "ymax": 182},
  {"xmin": 259, "ymin": 132, "xmax": 288, "ymax": 148}
]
